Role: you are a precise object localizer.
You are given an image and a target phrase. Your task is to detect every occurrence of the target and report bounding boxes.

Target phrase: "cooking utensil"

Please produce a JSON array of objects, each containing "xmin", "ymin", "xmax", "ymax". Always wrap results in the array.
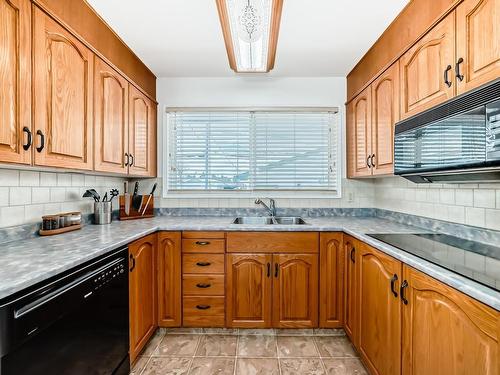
[
  {"xmin": 102, "ymin": 192, "xmax": 108, "ymax": 202},
  {"xmin": 109, "ymin": 189, "xmax": 119, "ymax": 202},
  {"xmin": 83, "ymin": 189, "xmax": 100, "ymax": 202},
  {"xmin": 141, "ymin": 183, "xmax": 157, "ymax": 215},
  {"xmin": 124, "ymin": 182, "xmax": 130, "ymax": 215},
  {"xmin": 89, "ymin": 189, "xmax": 101, "ymax": 202}
]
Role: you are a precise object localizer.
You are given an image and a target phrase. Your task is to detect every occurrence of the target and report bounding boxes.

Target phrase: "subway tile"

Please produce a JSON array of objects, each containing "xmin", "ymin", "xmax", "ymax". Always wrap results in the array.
[
  {"xmin": 497, "ymin": 190, "xmax": 500, "ymax": 209},
  {"xmin": 465, "ymin": 207, "xmax": 486, "ymax": 227},
  {"xmin": 19, "ymin": 171, "xmax": 39, "ymax": 186},
  {"xmin": 50, "ymin": 187, "xmax": 66, "ymax": 202},
  {"xmin": 71, "ymin": 173, "xmax": 85, "ymax": 186},
  {"xmin": 0, "ymin": 169, "xmax": 19, "ymax": 186},
  {"xmin": 84, "ymin": 175, "xmax": 96, "ymax": 187},
  {"xmin": 65, "ymin": 187, "xmax": 81, "ymax": 201},
  {"xmin": 473, "ymin": 189, "xmax": 496, "ymax": 208},
  {"xmin": 57, "ymin": 173, "xmax": 72, "ymax": 186},
  {"xmin": 9, "ymin": 187, "xmax": 31, "ymax": 205},
  {"xmin": 485, "ymin": 209, "xmax": 500, "ymax": 231},
  {"xmin": 0, "ymin": 187, "xmax": 8, "ymax": 206},
  {"xmin": 439, "ymin": 189, "xmax": 455, "ymax": 205},
  {"xmin": 0, "ymin": 206, "xmax": 25, "ymax": 227},
  {"xmin": 32, "ymin": 187, "xmax": 51, "ymax": 204},
  {"xmin": 455, "ymin": 190, "xmax": 473, "ymax": 206},
  {"xmin": 24, "ymin": 204, "xmax": 45, "ymax": 224},
  {"xmin": 40, "ymin": 172, "xmax": 57, "ymax": 187}
]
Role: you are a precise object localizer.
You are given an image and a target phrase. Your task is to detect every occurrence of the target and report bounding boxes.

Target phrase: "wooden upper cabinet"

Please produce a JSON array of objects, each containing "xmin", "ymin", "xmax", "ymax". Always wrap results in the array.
[
  {"xmin": 273, "ymin": 254, "xmax": 318, "ymax": 328},
  {"xmin": 319, "ymin": 233, "xmax": 344, "ymax": 328},
  {"xmin": 358, "ymin": 244, "xmax": 402, "ymax": 375},
  {"xmin": 226, "ymin": 254, "xmax": 273, "ymax": 328},
  {"xmin": 33, "ymin": 7, "xmax": 93, "ymax": 170},
  {"xmin": 402, "ymin": 266, "xmax": 499, "ymax": 375},
  {"xmin": 128, "ymin": 84, "xmax": 156, "ymax": 177},
  {"xmin": 347, "ymin": 87, "xmax": 372, "ymax": 178},
  {"xmin": 0, "ymin": 0, "xmax": 31, "ymax": 165},
  {"xmin": 129, "ymin": 233, "xmax": 158, "ymax": 363},
  {"xmin": 371, "ymin": 62, "xmax": 399, "ymax": 176},
  {"xmin": 157, "ymin": 232, "xmax": 181, "ymax": 327},
  {"xmin": 456, "ymin": 0, "xmax": 500, "ymax": 94},
  {"xmin": 94, "ymin": 57, "xmax": 129, "ymax": 174},
  {"xmin": 400, "ymin": 13, "xmax": 455, "ymax": 119},
  {"xmin": 344, "ymin": 237, "xmax": 359, "ymax": 346}
]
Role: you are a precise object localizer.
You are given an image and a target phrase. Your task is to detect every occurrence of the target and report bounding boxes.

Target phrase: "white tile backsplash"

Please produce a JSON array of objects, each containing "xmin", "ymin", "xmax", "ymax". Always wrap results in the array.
[
  {"xmin": 374, "ymin": 177, "xmax": 500, "ymax": 231},
  {"xmin": 0, "ymin": 169, "xmax": 126, "ymax": 228}
]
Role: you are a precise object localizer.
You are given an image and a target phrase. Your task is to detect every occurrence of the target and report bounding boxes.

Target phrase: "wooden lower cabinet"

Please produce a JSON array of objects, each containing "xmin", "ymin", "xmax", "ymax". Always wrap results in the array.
[
  {"xmin": 401, "ymin": 266, "xmax": 499, "ymax": 375},
  {"xmin": 129, "ymin": 233, "xmax": 157, "ymax": 363},
  {"xmin": 358, "ymin": 244, "xmax": 402, "ymax": 375},
  {"xmin": 226, "ymin": 254, "xmax": 273, "ymax": 328},
  {"xmin": 273, "ymin": 254, "xmax": 318, "ymax": 328},
  {"xmin": 226, "ymin": 252, "xmax": 319, "ymax": 328},
  {"xmin": 157, "ymin": 232, "xmax": 181, "ymax": 327},
  {"xmin": 344, "ymin": 236, "xmax": 359, "ymax": 345},
  {"xmin": 319, "ymin": 233, "xmax": 344, "ymax": 328}
]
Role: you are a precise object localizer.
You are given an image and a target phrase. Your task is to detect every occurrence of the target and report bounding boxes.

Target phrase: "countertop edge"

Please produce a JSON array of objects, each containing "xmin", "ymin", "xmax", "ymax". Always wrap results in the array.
[{"xmin": 1, "ymin": 219, "xmax": 499, "ymax": 311}]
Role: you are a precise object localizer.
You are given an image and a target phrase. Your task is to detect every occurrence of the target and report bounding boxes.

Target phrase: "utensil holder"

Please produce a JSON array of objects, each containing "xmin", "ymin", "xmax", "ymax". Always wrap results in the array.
[{"xmin": 94, "ymin": 202, "xmax": 112, "ymax": 225}]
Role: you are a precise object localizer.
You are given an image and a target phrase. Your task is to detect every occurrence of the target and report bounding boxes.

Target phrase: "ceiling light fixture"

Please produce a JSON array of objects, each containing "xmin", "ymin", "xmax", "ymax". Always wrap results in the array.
[{"xmin": 216, "ymin": 0, "xmax": 283, "ymax": 73}]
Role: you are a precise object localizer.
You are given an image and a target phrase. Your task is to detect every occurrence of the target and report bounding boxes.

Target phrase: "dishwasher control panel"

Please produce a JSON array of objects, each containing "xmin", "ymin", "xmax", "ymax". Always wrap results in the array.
[{"xmin": 93, "ymin": 259, "xmax": 126, "ymax": 291}]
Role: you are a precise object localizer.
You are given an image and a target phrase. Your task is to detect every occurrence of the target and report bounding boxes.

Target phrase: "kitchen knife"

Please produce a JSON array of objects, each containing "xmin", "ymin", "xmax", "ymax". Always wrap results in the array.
[
  {"xmin": 141, "ymin": 183, "xmax": 157, "ymax": 215},
  {"xmin": 124, "ymin": 181, "xmax": 130, "ymax": 215},
  {"xmin": 132, "ymin": 182, "xmax": 142, "ymax": 211}
]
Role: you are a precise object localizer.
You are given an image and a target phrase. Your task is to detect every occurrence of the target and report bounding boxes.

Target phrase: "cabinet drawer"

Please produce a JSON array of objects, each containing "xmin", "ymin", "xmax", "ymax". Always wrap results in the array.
[
  {"xmin": 226, "ymin": 232, "xmax": 319, "ymax": 253},
  {"xmin": 182, "ymin": 239, "xmax": 225, "ymax": 254},
  {"xmin": 183, "ymin": 275, "xmax": 225, "ymax": 296},
  {"xmin": 182, "ymin": 254, "xmax": 225, "ymax": 274},
  {"xmin": 183, "ymin": 297, "xmax": 225, "ymax": 327},
  {"xmin": 183, "ymin": 231, "xmax": 225, "ymax": 239}
]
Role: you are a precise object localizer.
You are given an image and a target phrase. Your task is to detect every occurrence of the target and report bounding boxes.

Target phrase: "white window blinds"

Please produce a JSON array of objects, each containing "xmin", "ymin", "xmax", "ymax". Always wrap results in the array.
[{"xmin": 167, "ymin": 110, "xmax": 339, "ymax": 192}]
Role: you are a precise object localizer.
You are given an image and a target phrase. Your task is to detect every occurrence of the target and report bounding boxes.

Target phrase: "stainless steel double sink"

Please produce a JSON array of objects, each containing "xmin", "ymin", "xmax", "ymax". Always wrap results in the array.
[{"xmin": 232, "ymin": 216, "xmax": 307, "ymax": 225}]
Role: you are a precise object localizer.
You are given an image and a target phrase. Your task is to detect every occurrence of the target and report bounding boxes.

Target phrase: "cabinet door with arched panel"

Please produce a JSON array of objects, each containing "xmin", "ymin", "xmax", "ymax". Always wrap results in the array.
[
  {"xmin": 272, "ymin": 253, "xmax": 318, "ymax": 328},
  {"xmin": 226, "ymin": 253, "xmax": 273, "ymax": 328}
]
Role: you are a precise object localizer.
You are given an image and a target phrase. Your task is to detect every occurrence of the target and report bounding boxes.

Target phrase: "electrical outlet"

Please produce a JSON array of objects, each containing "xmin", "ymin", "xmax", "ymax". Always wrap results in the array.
[{"xmin": 348, "ymin": 192, "xmax": 354, "ymax": 203}]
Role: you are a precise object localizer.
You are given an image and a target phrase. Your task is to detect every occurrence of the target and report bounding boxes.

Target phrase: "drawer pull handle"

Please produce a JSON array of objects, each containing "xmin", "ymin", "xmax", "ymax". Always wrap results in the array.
[
  {"xmin": 196, "ymin": 262, "xmax": 211, "ymax": 267},
  {"xmin": 195, "ymin": 241, "xmax": 210, "ymax": 246},
  {"xmin": 196, "ymin": 283, "xmax": 211, "ymax": 288},
  {"xmin": 196, "ymin": 304, "xmax": 211, "ymax": 310}
]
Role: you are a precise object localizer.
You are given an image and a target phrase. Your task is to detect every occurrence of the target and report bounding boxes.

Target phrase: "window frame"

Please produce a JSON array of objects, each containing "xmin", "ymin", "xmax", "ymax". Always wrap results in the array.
[{"xmin": 162, "ymin": 107, "xmax": 342, "ymax": 199}]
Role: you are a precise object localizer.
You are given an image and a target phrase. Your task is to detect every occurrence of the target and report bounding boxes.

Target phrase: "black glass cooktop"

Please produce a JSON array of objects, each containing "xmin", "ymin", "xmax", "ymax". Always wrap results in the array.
[{"xmin": 368, "ymin": 233, "xmax": 500, "ymax": 290}]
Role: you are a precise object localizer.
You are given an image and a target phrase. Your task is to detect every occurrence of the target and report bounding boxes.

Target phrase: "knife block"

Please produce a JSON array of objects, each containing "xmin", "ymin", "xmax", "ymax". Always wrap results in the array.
[{"xmin": 119, "ymin": 195, "xmax": 154, "ymax": 220}]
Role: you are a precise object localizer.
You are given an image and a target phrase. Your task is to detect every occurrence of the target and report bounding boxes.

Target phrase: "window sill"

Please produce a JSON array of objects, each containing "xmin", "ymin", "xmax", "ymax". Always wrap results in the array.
[{"xmin": 162, "ymin": 189, "xmax": 341, "ymax": 199}]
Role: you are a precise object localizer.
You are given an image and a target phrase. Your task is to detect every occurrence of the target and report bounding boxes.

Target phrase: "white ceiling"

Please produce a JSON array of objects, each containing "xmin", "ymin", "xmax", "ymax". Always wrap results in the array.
[{"xmin": 87, "ymin": 0, "xmax": 408, "ymax": 78}]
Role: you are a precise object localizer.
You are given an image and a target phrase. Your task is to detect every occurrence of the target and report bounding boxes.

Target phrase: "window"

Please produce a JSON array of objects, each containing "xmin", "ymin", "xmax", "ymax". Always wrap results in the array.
[{"xmin": 165, "ymin": 109, "xmax": 340, "ymax": 196}]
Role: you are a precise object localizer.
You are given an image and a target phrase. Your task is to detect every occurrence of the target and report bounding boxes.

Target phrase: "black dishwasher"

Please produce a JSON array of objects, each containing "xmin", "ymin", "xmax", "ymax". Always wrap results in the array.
[{"xmin": 0, "ymin": 247, "xmax": 130, "ymax": 375}]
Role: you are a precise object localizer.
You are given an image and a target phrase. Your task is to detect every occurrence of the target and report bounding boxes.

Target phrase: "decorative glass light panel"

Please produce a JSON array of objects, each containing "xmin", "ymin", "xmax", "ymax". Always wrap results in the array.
[{"xmin": 217, "ymin": 0, "xmax": 283, "ymax": 72}]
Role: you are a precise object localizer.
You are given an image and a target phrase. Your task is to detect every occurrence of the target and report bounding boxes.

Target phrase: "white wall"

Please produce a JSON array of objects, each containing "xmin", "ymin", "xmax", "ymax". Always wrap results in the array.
[{"xmin": 154, "ymin": 76, "xmax": 376, "ymax": 209}]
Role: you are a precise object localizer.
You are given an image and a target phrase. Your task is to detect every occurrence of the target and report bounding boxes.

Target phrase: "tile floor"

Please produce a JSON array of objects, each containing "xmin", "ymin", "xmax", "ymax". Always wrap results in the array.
[{"xmin": 130, "ymin": 328, "xmax": 367, "ymax": 375}]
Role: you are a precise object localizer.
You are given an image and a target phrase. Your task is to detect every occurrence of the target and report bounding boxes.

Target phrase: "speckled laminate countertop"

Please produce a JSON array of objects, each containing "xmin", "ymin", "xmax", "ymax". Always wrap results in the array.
[{"xmin": 0, "ymin": 216, "xmax": 498, "ymax": 310}]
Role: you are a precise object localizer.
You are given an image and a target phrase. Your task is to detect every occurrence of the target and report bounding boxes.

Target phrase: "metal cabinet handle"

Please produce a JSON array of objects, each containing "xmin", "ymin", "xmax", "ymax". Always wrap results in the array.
[
  {"xmin": 400, "ymin": 280, "xmax": 409, "ymax": 305},
  {"xmin": 267, "ymin": 262, "xmax": 271, "ymax": 277},
  {"xmin": 129, "ymin": 154, "xmax": 134, "ymax": 166},
  {"xmin": 196, "ymin": 283, "xmax": 211, "ymax": 289},
  {"xmin": 125, "ymin": 153, "xmax": 129, "ymax": 166},
  {"xmin": 444, "ymin": 65, "xmax": 453, "ymax": 87},
  {"xmin": 36, "ymin": 130, "xmax": 45, "ymax": 152},
  {"xmin": 23, "ymin": 127, "xmax": 32, "ymax": 151},
  {"xmin": 195, "ymin": 241, "xmax": 210, "ymax": 246},
  {"xmin": 455, "ymin": 57, "xmax": 464, "ymax": 81},
  {"xmin": 274, "ymin": 263, "xmax": 279, "ymax": 277},
  {"xmin": 390, "ymin": 274, "xmax": 398, "ymax": 298},
  {"xmin": 129, "ymin": 254, "xmax": 136, "ymax": 272},
  {"xmin": 350, "ymin": 247, "xmax": 355, "ymax": 263},
  {"xmin": 366, "ymin": 155, "xmax": 372, "ymax": 168},
  {"xmin": 196, "ymin": 262, "xmax": 211, "ymax": 267},
  {"xmin": 371, "ymin": 154, "xmax": 376, "ymax": 168},
  {"xmin": 196, "ymin": 304, "xmax": 211, "ymax": 310}
]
